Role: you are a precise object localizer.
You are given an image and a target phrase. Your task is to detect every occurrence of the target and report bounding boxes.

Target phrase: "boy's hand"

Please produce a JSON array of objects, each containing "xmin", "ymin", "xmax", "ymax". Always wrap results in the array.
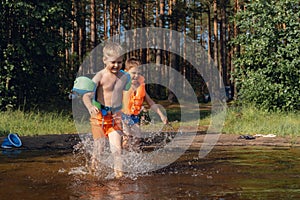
[
  {"xmin": 88, "ymin": 106, "xmax": 99, "ymax": 115},
  {"xmin": 161, "ymin": 116, "xmax": 169, "ymax": 125},
  {"xmin": 112, "ymin": 110, "xmax": 122, "ymax": 120}
]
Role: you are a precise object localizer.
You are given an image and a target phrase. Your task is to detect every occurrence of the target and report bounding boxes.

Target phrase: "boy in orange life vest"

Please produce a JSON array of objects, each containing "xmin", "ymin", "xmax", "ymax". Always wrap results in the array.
[
  {"xmin": 82, "ymin": 42, "xmax": 130, "ymax": 179},
  {"xmin": 122, "ymin": 57, "xmax": 168, "ymax": 149}
]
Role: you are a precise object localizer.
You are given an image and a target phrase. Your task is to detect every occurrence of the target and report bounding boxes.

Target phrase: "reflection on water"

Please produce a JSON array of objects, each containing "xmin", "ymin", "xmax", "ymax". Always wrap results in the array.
[{"xmin": 1, "ymin": 146, "xmax": 300, "ymax": 199}]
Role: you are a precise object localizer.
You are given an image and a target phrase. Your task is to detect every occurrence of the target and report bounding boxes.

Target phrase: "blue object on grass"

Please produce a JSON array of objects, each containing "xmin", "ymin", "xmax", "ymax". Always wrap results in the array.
[{"xmin": 1, "ymin": 133, "xmax": 22, "ymax": 148}]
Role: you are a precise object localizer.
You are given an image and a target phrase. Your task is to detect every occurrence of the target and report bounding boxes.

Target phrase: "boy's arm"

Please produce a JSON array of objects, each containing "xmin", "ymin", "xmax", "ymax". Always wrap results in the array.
[
  {"xmin": 145, "ymin": 93, "xmax": 168, "ymax": 124},
  {"xmin": 82, "ymin": 92, "xmax": 99, "ymax": 115},
  {"xmin": 83, "ymin": 72, "xmax": 101, "ymax": 115}
]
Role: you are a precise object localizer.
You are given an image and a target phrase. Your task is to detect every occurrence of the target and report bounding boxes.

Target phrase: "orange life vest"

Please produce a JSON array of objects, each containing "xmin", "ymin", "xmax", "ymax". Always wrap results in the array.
[{"xmin": 127, "ymin": 76, "xmax": 146, "ymax": 115}]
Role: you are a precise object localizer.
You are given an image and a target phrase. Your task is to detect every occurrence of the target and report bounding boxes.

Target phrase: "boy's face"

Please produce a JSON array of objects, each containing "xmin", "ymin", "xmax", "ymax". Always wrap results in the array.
[
  {"xmin": 104, "ymin": 56, "xmax": 123, "ymax": 74},
  {"xmin": 128, "ymin": 66, "xmax": 142, "ymax": 85}
]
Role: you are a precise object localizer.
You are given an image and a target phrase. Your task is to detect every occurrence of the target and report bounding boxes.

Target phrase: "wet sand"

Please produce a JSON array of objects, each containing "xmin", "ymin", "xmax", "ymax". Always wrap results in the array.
[{"xmin": 1, "ymin": 132, "xmax": 299, "ymax": 151}]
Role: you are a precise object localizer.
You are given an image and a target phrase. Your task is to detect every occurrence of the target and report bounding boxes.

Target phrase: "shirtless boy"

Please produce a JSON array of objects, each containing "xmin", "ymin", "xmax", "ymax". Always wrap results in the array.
[{"xmin": 82, "ymin": 42, "xmax": 130, "ymax": 178}]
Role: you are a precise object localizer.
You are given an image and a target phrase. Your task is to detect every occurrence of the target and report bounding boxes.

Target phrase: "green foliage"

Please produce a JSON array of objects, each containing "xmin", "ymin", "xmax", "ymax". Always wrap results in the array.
[
  {"xmin": 232, "ymin": 0, "xmax": 300, "ymax": 111},
  {"xmin": 0, "ymin": 0, "xmax": 73, "ymax": 111}
]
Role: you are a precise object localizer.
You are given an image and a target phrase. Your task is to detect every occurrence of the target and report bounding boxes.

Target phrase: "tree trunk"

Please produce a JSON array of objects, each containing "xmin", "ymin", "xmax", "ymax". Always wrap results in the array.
[
  {"xmin": 78, "ymin": 1, "xmax": 86, "ymax": 63},
  {"xmin": 103, "ymin": 0, "xmax": 107, "ymax": 40},
  {"xmin": 213, "ymin": 0, "xmax": 218, "ymax": 70},
  {"xmin": 182, "ymin": 0, "xmax": 187, "ymax": 95},
  {"xmin": 118, "ymin": 0, "xmax": 121, "ymax": 35},
  {"xmin": 220, "ymin": 0, "xmax": 227, "ymax": 86},
  {"xmin": 233, "ymin": 0, "xmax": 240, "ymax": 99},
  {"xmin": 109, "ymin": 1, "xmax": 113, "ymax": 36},
  {"xmin": 90, "ymin": 0, "xmax": 96, "ymax": 50},
  {"xmin": 153, "ymin": 0, "xmax": 164, "ymax": 98},
  {"xmin": 227, "ymin": 7, "xmax": 233, "ymax": 88},
  {"xmin": 141, "ymin": 3, "xmax": 147, "ymax": 64},
  {"xmin": 71, "ymin": 0, "xmax": 79, "ymax": 71},
  {"xmin": 90, "ymin": 0, "xmax": 97, "ymax": 74},
  {"xmin": 206, "ymin": 3, "xmax": 212, "ymax": 96},
  {"xmin": 168, "ymin": 0, "xmax": 179, "ymax": 103},
  {"xmin": 207, "ymin": 4, "xmax": 212, "ymax": 63}
]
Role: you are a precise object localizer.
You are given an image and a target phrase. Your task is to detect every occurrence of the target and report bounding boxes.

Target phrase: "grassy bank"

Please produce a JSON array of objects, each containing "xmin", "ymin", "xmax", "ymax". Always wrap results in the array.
[
  {"xmin": 0, "ymin": 110, "xmax": 76, "ymax": 136},
  {"xmin": 0, "ymin": 105, "xmax": 299, "ymax": 137},
  {"xmin": 222, "ymin": 105, "xmax": 300, "ymax": 137}
]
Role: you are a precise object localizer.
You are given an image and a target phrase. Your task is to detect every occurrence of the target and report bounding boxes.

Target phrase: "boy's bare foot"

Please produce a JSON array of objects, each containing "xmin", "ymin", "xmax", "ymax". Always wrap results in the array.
[
  {"xmin": 90, "ymin": 157, "xmax": 98, "ymax": 173},
  {"xmin": 122, "ymin": 135, "xmax": 129, "ymax": 150},
  {"xmin": 114, "ymin": 169, "xmax": 124, "ymax": 179}
]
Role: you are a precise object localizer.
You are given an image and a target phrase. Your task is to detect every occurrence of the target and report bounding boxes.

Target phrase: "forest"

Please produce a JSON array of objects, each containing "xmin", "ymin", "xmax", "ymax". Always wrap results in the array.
[{"xmin": 0, "ymin": 0, "xmax": 299, "ymax": 112}]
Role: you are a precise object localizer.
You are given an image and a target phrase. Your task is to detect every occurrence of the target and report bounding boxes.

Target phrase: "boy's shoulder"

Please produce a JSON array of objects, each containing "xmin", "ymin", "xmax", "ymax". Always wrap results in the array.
[
  {"xmin": 92, "ymin": 70, "xmax": 105, "ymax": 82},
  {"xmin": 95, "ymin": 69, "xmax": 107, "ymax": 76}
]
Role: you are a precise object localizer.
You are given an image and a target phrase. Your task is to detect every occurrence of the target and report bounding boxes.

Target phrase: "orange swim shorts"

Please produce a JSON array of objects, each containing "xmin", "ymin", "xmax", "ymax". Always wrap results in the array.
[{"xmin": 90, "ymin": 112, "xmax": 122, "ymax": 139}]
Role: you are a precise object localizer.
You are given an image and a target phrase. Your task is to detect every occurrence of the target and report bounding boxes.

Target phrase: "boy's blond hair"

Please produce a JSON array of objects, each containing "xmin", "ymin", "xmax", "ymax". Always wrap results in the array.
[
  {"xmin": 103, "ymin": 42, "xmax": 124, "ymax": 61},
  {"xmin": 125, "ymin": 57, "xmax": 141, "ymax": 71}
]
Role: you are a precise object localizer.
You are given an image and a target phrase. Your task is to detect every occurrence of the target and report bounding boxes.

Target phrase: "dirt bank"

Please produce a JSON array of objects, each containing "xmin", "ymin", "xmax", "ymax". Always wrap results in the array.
[{"xmin": 1, "ymin": 132, "xmax": 299, "ymax": 151}]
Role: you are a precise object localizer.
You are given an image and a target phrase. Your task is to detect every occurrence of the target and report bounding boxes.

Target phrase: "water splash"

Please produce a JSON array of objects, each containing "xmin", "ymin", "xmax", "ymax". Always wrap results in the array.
[{"xmin": 70, "ymin": 127, "xmax": 183, "ymax": 180}]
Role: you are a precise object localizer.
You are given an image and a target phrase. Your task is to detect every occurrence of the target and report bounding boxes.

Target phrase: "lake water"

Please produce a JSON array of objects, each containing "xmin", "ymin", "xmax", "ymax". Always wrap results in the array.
[{"xmin": 1, "ymin": 146, "xmax": 300, "ymax": 199}]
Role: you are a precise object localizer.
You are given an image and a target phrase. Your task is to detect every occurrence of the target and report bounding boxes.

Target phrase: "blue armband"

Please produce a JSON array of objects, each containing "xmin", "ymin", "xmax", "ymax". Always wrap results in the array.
[{"xmin": 120, "ymin": 70, "xmax": 131, "ymax": 91}]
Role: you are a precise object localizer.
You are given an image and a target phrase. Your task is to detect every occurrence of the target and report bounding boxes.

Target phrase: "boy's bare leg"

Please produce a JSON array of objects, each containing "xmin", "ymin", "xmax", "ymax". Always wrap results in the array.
[
  {"xmin": 130, "ymin": 124, "xmax": 142, "ymax": 151},
  {"xmin": 122, "ymin": 124, "xmax": 130, "ymax": 150},
  {"xmin": 91, "ymin": 123, "xmax": 106, "ymax": 171},
  {"xmin": 108, "ymin": 131, "xmax": 123, "ymax": 178},
  {"xmin": 91, "ymin": 138, "xmax": 105, "ymax": 171}
]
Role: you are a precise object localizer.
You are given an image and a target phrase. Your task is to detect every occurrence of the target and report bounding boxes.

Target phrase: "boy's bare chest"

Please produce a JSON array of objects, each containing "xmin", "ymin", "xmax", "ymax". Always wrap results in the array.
[
  {"xmin": 100, "ymin": 74, "xmax": 123, "ymax": 91},
  {"xmin": 100, "ymin": 76, "xmax": 116, "ymax": 89}
]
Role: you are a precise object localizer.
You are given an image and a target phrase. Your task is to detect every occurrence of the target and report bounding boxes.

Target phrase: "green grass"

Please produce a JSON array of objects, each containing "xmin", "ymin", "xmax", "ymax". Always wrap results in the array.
[
  {"xmin": 163, "ymin": 103, "xmax": 300, "ymax": 137},
  {"xmin": 222, "ymin": 105, "xmax": 300, "ymax": 137},
  {"xmin": 0, "ymin": 104, "xmax": 299, "ymax": 137},
  {"xmin": 0, "ymin": 109, "xmax": 76, "ymax": 136}
]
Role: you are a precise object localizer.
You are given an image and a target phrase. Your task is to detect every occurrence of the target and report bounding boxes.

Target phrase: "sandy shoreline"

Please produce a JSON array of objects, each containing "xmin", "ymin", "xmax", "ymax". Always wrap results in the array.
[{"xmin": 1, "ymin": 132, "xmax": 300, "ymax": 151}]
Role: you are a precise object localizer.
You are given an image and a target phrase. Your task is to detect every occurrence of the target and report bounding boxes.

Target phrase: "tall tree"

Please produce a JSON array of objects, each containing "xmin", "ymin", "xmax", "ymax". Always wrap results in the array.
[
  {"xmin": 206, "ymin": 2, "xmax": 212, "ymax": 63},
  {"xmin": 103, "ymin": 0, "xmax": 108, "ymax": 40},
  {"xmin": 78, "ymin": 0, "xmax": 86, "ymax": 62},
  {"xmin": 213, "ymin": 0, "xmax": 219, "ymax": 72},
  {"xmin": 90, "ymin": 0, "xmax": 97, "ymax": 49},
  {"xmin": 71, "ymin": 0, "xmax": 79, "ymax": 66},
  {"xmin": 219, "ymin": 0, "xmax": 227, "ymax": 86}
]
